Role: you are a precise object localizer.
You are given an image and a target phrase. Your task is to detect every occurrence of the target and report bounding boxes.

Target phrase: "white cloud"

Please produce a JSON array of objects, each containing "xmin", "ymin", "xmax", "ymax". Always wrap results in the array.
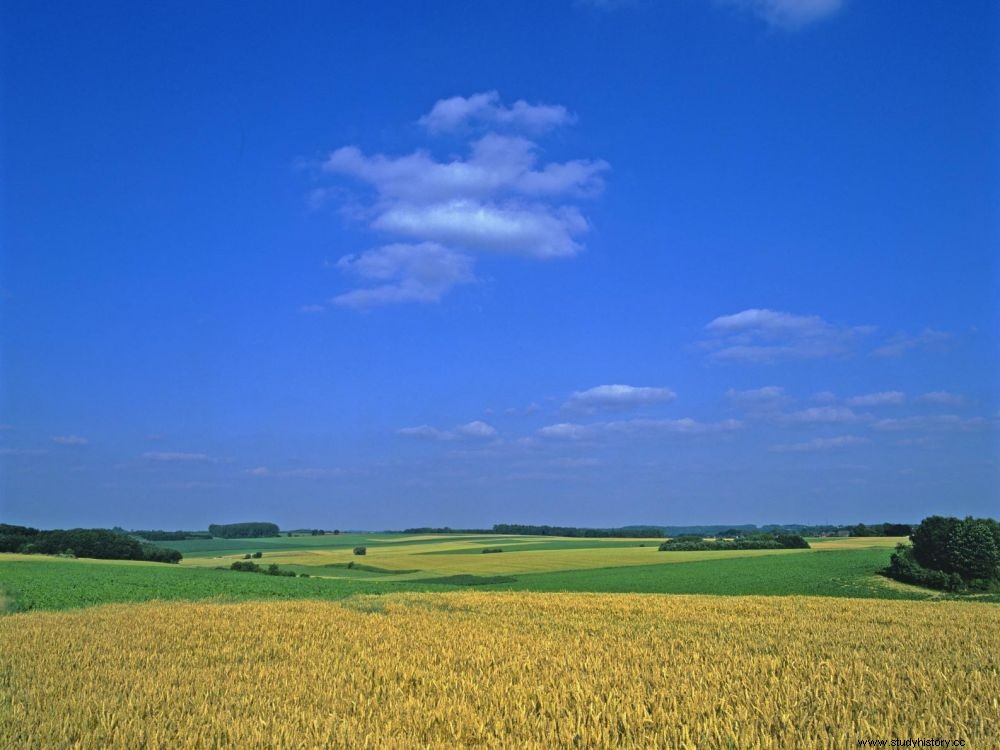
[
  {"xmin": 0, "ymin": 447, "xmax": 47, "ymax": 456},
  {"xmin": 454, "ymin": 420, "xmax": 498, "ymax": 438},
  {"xmin": 781, "ymin": 406, "xmax": 865, "ymax": 424},
  {"xmin": 702, "ymin": 309, "xmax": 872, "ymax": 363},
  {"xmin": 871, "ymin": 328, "xmax": 951, "ymax": 358},
  {"xmin": 317, "ymin": 97, "xmax": 606, "ymax": 307},
  {"xmin": 872, "ymin": 415, "xmax": 991, "ymax": 432},
  {"xmin": 51, "ymin": 435, "xmax": 89, "ymax": 446},
  {"xmin": 917, "ymin": 391, "xmax": 965, "ymax": 406},
  {"xmin": 332, "ymin": 242, "xmax": 475, "ymax": 309},
  {"xmin": 769, "ymin": 435, "xmax": 870, "ymax": 453},
  {"xmin": 245, "ymin": 466, "xmax": 340, "ymax": 479},
  {"xmin": 726, "ymin": 0, "xmax": 843, "ymax": 29},
  {"xmin": 845, "ymin": 391, "xmax": 906, "ymax": 407},
  {"xmin": 418, "ymin": 91, "xmax": 576, "ymax": 134},
  {"xmin": 564, "ymin": 384, "xmax": 676, "ymax": 413},
  {"xmin": 371, "ymin": 200, "xmax": 589, "ymax": 258},
  {"xmin": 538, "ymin": 417, "xmax": 741, "ymax": 440},
  {"xmin": 398, "ymin": 420, "xmax": 498, "ymax": 441},
  {"xmin": 537, "ymin": 422, "xmax": 596, "ymax": 440},
  {"xmin": 142, "ymin": 451, "xmax": 217, "ymax": 463},
  {"xmin": 726, "ymin": 386, "xmax": 786, "ymax": 408}
]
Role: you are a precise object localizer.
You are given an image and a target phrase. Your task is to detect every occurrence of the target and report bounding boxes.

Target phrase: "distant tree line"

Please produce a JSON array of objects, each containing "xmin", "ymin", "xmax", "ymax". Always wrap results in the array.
[
  {"xmin": 207, "ymin": 522, "xmax": 280, "ymax": 538},
  {"xmin": 130, "ymin": 530, "xmax": 212, "ymax": 541},
  {"xmin": 399, "ymin": 523, "xmax": 913, "ymax": 538},
  {"xmin": 0, "ymin": 524, "xmax": 182, "ymax": 563},
  {"xmin": 885, "ymin": 516, "xmax": 999, "ymax": 592},
  {"xmin": 402, "ymin": 524, "xmax": 666, "ymax": 538},
  {"xmin": 658, "ymin": 533, "xmax": 811, "ymax": 552},
  {"xmin": 847, "ymin": 522, "xmax": 912, "ymax": 537}
]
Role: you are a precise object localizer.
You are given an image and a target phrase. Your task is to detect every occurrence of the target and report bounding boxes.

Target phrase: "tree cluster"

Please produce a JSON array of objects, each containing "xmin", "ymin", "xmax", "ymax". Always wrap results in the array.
[
  {"xmin": 229, "ymin": 560, "xmax": 300, "ymax": 577},
  {"xmin": 130, "ymin": 530, "xmax": 212, "ymax": 541},
  {"xmin": 0, "ymin": 524, "xmax": 182, "ymax": 563},
  {"xmin": 849, "ymin": 522, "xmax": 912, "ymax": 537},
  {"xmin": 208, "ymin": 522, "xmax": 280, "ymax": 538},
  {"xmin": 886, "ymin": 516, "xmax": 1000, "ymax": 592},
  {"xmin": 658, "ymin": 533, "xmax": 810, "ymax": 552}
]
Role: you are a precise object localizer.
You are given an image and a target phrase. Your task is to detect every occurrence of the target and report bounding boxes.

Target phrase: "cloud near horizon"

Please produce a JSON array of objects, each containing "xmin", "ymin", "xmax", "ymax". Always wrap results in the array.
[
  {"xmin": 315, "ymin": 94, "xmax": 607, "ymax": 308},
  {"xmin": 398, "ymin": 420, "xmax": 498, "ymax": 441},
  {"xmin": 51, "ymin": 435, "xmax": 89, "ymax": 446},
  {"xmin": 538, "ymin": 417, "xmax": 742, "ymax": 440},
  {"xmin": 769, "ymin": 435, "xmax": 869, "ymax": 453},
  {"xmin": 564, "ymin": 384, "xmax": 676, "ymax": 413}
]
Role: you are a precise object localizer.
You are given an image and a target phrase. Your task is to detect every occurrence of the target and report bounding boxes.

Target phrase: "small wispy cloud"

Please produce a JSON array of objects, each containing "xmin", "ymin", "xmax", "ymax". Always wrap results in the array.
[
  {"xmin": 245, "ymin": 466, "xmax": 341, "ymax": 479},
  {"xmin": 332, "ymin": 242, "xmax": 476, "ymax": 309},
  {"xmin": 0, "ymin": 447, "xmax": 47, "ymax": 456},
  {"xmin": 142, "ymin": 451, "xmax": 217, "ymax": 463},
  {"xmin": 418, "ymin": 91, "xmax": 576, "ymax": 134},
  {"xmin": 537, "ymin": 417, "xmax": 742, "ymax": 440},
  {"xmin": 769, "ymin": 435, "xmax": 869, "ymax": 453},
  {"xmin": 724, "ymin": 0, "xmax": 843, "ymax": 30},
  {"xmin": 701, "ymin": 309, "xmax": 872, "ymax": 363},
  {"xmin": 51, "ymin": 435, "xmax": 89, "ymax": 446},
  {"xmin": 845, "ymin": 391, "xmax": 905, "ymax": 407},
  {"xmin": 871, "ymin": 328, "xmax": 951, "ymax": 358},
  {"xmin": 917, "ymin": 391, "xmax": 965, "ymax": 406},
  {"xmin": 398, "ymin": 420, "xmax": 498, "ymax": 441},
  {"xmin": 564, "ymin": 384, "xmax": 676, "ymax": 413},
  {"xmin": 780, "ymin": 406, "xmax": 865, "ymax": 424},
  {"xmin": 872, "ymin": 415, "xmax": 991, "ymax": 432}
]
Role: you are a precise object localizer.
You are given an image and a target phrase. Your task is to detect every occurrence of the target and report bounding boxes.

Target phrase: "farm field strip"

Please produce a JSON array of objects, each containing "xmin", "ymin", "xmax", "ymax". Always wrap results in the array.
[{"xmin": 1, "ymin": 592, "xmax": 996, "ymax": 749}]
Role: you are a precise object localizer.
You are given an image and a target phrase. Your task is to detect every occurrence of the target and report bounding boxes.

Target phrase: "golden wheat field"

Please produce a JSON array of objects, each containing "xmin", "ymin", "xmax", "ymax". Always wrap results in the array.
[{"xmin": 1, "ymin": 592, "xmax": 997, "ymax": 749}]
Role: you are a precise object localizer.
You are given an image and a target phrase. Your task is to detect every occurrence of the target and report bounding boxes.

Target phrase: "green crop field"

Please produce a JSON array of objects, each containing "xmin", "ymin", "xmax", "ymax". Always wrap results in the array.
[{"xmin": 4, "ymin": 533, "xmax": 991, "ymax": 613}]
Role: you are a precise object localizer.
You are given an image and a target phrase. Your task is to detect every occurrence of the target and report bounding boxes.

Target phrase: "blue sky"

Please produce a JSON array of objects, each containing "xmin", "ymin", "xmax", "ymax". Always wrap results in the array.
[{"xmin": 1, "ymin": 0, "xmax": 997, "ymax": 530}]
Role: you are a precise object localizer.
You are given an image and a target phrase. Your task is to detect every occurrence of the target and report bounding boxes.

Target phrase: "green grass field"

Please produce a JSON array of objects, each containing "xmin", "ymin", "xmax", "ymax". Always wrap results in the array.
[{"xmin": 4, "ymin": 534, "xmax": 992, "ymax": 613}]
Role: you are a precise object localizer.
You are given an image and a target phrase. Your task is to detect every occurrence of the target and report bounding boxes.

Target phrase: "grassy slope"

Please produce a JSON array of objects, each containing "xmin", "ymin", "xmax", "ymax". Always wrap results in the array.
[{"xmin": 0, "ymin": 556, "xmax": 447, "ymax": 612}]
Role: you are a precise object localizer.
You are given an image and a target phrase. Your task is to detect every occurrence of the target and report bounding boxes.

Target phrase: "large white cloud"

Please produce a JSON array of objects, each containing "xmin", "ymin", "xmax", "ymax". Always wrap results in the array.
[{"xmin": 315, "ymin": 94, "xmax": 606, "ymax": 307}]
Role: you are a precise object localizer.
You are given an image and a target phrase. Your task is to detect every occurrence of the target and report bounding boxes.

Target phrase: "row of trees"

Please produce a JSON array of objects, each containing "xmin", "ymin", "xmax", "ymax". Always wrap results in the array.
[
  {"xmin": 886, "ymin": 516, "xmax": 999, "ymax": 592},
  {"xmin": 207, "ymin": 522, "xmax": 280, "ymax": 538},
  {"xmin": 848, "ymin": 522, "xmax": 912, "ymax": 537},
  {"xmin": 129, "ymin": 530, "xmax": 212, "ymax": 541},
  {"xmin": 658, "ymin": 533, "xmax": 811, "ymax": 552},
  {"xmin": 401, "ymin": 523, "xmax": 914, "ymax": 538},
  {"xmin": 0, "ymin": 524, "xmax": 182, "ymax": 563}
]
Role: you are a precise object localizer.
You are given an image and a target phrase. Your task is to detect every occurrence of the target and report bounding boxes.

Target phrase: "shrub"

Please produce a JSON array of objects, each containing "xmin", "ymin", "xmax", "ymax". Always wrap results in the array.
[
  {"xmin": 353, "ymin": 546, "xmax": 367, "ymax": 556},
  {"xmin": 252, "ymin": 551, "xmax": 262, "ymax": 559},
  {"xmin": 481, "ymin": 547, "xmax": 503, "ymax": 554},
  {"xmin": 230, "ymin": 560, "xmax": 260, "ymax": 573}
]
